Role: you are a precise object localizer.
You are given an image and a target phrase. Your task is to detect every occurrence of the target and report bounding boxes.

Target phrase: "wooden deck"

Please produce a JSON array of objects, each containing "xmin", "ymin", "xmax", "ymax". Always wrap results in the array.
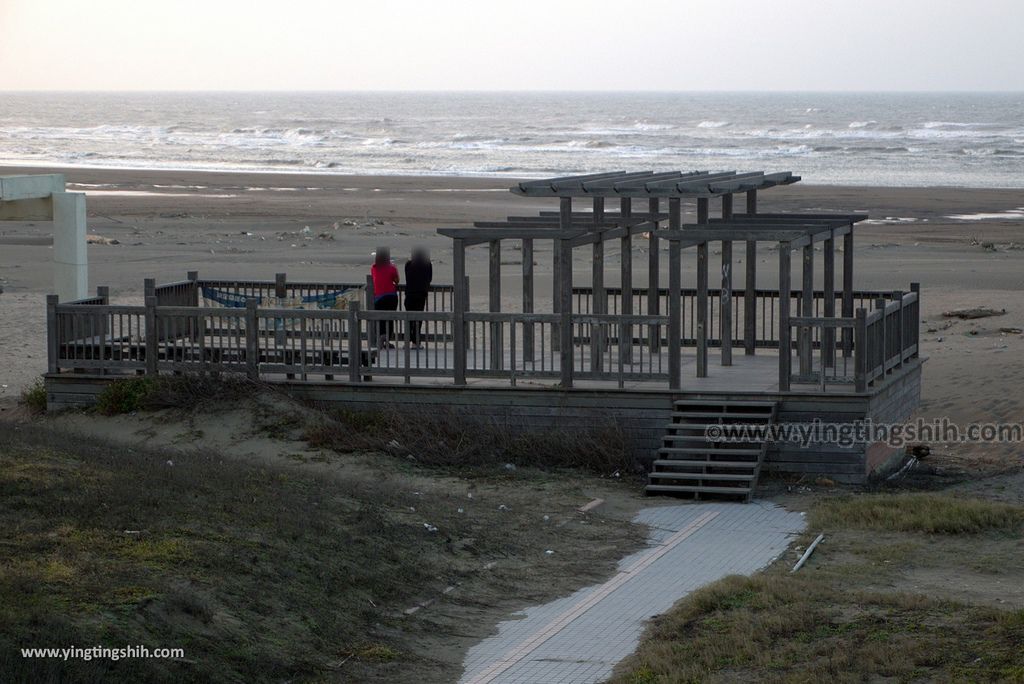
[{"xmin": 361, "ymin": 344, "xmax": 860, "ymax": 394}]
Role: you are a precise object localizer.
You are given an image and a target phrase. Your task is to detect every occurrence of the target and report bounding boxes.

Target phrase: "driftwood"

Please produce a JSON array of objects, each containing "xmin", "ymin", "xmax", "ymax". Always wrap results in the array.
[{"xmin": 941, "ymin": 307, "xmax": 1006, "ymax": 320}]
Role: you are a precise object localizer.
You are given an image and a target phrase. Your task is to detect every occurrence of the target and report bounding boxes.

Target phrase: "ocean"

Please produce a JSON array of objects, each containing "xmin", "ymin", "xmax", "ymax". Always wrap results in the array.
[{"xmin": 1, "ymin": 92, "xmax": 1022, "ymax": 187}]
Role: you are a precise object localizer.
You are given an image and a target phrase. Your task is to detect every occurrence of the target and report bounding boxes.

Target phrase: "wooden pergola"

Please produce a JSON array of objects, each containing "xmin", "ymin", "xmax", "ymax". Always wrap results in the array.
[{"xmin": 439, "ymin": 170, "xmax": 869, "ymax": 390}]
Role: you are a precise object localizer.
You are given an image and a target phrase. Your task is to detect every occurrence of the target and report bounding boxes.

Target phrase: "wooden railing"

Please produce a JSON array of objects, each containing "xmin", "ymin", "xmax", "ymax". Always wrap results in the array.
[
  {"xmin": 572, "ymin": 285, "xmax": 903, "ymax": 351},
  {"xmin": 190, "ymin": 274, "xmax": 456, "ymax": 313},
  {"xmin": 47, "ymin": 278, "xmax": 920, "ymax": 394},
  {"xmin": 785, "ymin": 285, "xmax": 920, "ymax": 391}
]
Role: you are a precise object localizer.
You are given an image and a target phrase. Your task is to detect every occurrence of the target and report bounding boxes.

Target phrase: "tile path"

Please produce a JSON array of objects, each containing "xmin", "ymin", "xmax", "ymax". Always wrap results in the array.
[{"xmin": 460, "ymin": 501, "xmax": 806, "ymax": 684}]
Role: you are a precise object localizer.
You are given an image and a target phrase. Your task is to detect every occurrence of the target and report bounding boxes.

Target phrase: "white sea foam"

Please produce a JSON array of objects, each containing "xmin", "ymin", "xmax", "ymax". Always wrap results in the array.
[
  {"xmin": 947, "ymin": 209, "xmax": 1024, "ymax": 221},
  {"xmin": 81, "ymin": 190, "xmax": 239, "ymax": 198},
  {"xmin": 2, "ymin": 92, "xmax": 1023, "ymax": 186}
]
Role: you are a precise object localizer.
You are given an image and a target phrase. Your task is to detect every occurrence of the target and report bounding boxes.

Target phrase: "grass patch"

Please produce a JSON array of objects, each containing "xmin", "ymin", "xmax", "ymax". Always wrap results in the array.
[
  {"xmin": 0, "ymin": 422, "xmax": 637, "ymax": 683},
  {"xmin": 611, "ymin": 573, "xmax": 1024, "ymax": 683},
  {"xmin": 305, "ymin": 406, "xmax": 635, "ymax": 477},
  {"xmin": 94, "ymin": 377, "xmax": 157, "ymax": 415},
  {"xmin": 94, "ymin": 375, "xmax": 264, "ymax": 416},
  {"xmin": 810, "ymin": 493, "xmax": 1024, "ymax": 534},
  {"xmin": 19, "ymin": 380, "xmax": 47, "ymax": 414}
]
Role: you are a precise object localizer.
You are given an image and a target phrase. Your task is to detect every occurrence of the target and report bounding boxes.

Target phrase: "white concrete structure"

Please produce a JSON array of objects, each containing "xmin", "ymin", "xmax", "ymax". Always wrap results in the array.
[{"xmin": 0, "ymin": 174, "xmax": 88, "ymax": 300}]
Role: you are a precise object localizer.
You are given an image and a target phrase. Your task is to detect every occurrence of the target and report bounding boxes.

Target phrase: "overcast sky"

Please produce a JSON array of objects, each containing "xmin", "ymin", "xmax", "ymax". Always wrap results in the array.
[{"xmin": 1, "ymin": 0, "xmax": 1021, "ymax": 91}]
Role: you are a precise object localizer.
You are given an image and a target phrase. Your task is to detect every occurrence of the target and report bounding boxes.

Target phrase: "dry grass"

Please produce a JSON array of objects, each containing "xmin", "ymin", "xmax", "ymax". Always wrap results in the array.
[
  {"xmin": 94, "ymin": 375, "xmax": 264, "ymax": 415},
  {"xmin": 19, "ymin": 380, "xmax": 47, "ymax": 414},
  {"xmin": 612, "ymin": 492, "xmax": 1024, "ymax": 683},
  {"xmin": 611, "ymin": 573, "xmax": 1024, "ymax": 684},
  {"xmin": 306, "ymin": 405, "xmax": 636, "ymax": 477},
  {"xmin": 810, "ymin": 493, "xmax": 1024, "ymax": 534},
  {"xmin": 0, "ymin": 423, "xmax": 638, "ymax": 683}
]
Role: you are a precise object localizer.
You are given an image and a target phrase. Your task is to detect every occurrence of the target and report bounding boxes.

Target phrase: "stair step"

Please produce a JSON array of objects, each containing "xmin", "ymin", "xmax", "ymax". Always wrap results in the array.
[
  {"xmin": 658, "ymin": 435, "xmax": 733, "ymax": 444},
  {"xmin": 663, "ymin": 438, "xmax": 761, "ymax": 448},
  {"xmin": 672, "ymin": 400, "xmax": 776, "ymax": 409},
  {"xmin": 649, "ymin": 471, "xmax": 754, "ymax": 482},
  {"xmin": 670, "ymin": 411, "xmax": 774, "ymax": 420},
  {"xmin": 658, "ymin": 446, "xmax": 763, "ymax": 456},
  {"xmin": 652, "ymin": 459, "xmax": 759, "ymax": 468},
  {"xmin": 663, "ymin": 421, "xmax": 768, "ymax": 431},
  {"xmin": 645, "ymin": 484, "xmax": 752, "ymax": 495}
]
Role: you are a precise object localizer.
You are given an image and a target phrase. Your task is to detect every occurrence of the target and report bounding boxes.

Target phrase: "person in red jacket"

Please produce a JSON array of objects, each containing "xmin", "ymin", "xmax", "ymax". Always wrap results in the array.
[{"xmin": 371, "ymin": 248, "xmax": 399, "ymax": 349}]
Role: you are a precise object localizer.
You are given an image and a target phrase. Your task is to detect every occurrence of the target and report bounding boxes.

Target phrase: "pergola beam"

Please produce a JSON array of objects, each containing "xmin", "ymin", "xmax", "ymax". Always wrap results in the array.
[
  {"xmin": 438, "ymin": 227, "xmax": 589, "ymax": 245},
  {"xmin": 516, "ymin": 171, "xmax": 627, "ymax": 192},
  {"xmin": 733, "ymin": 212, "xmax": 869, "ymax": 223},
  {"xmin": 513, "ymin": 169, "xmax": 801, "ymax": 198},
  {"xmin": 534, "ymin": 211, "xmax": 670, "ymax": 220},
  {"xmin": 710, "ymin": 217, "xmax": 855, "ymax": 229}
]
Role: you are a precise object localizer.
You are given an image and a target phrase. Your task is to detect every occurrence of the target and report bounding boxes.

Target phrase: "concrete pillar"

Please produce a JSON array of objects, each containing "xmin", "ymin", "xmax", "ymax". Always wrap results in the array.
[{"xmin": 52, "ymin": 192, "xmax": 88, "ymax": 301}]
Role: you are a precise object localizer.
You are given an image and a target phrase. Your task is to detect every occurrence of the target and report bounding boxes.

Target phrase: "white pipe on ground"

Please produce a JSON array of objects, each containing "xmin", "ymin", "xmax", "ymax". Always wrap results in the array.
[{"xmin": 791, "ymin": 533, "xmax": 824, "ymax": 573}]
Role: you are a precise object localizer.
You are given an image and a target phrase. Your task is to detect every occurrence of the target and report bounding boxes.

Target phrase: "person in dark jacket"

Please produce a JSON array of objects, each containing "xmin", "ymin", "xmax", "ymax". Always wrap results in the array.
[{"xmin": 404, "ymin": 248, "xmax": 433, "ymax": 347}]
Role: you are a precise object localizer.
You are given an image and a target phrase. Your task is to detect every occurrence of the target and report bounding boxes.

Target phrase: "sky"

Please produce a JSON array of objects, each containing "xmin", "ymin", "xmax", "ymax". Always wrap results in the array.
[{"xmin": 1, "ymin": 0, "xmax": 1021, "ymax": 91}]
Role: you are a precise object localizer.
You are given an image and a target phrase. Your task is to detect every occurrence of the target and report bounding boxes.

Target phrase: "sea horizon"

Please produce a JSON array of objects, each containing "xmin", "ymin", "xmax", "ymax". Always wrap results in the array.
[{"xmin": 2, "ymin": 91, "xmax": 1023, "ymax": 187}]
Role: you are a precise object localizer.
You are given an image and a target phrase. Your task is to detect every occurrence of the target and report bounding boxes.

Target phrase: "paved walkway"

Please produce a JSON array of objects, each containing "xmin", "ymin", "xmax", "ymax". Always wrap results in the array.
[{"xmin": 460, "ymin": 502, "xmax": 805, "ymax": 684}]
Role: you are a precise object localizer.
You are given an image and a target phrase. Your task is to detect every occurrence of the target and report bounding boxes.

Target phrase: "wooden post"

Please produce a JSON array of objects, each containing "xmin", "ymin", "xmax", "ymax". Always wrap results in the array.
[
  {"xmin": 95, "ymin": 286, "xmax": 110, "ymax": 348},
  {"xmin": 668, "ymin": 237, "xmax": 682, "ymax": 390},
  {"xmin": 778, "ymin": 243, "xmax": 792, "ymax": 391},
  {"xmin": 274, "ymin": 272, "xmax": 289, "ymax": 375},
  {"xmin": 348, "ymin": 302, "xmax": 361, "ymax": 383},
  {"xmin": 799, "ymin": 244, "xmax": 814, "ymax": 377},
  {"xmin": 144, "ymin": 294, "xmax": 158, "ymax": 376},
  {"xmin": 721, "ymin": 241, "xmax": 732, "ymax": 366},
  {"xmin": 910, "ymin": 282, "xmax": 920, "ymax": 359},
  {"xmin": 489, "ymin": 239, "xmax": 502, "ymax": 371},
  {"xmin": 559, "ymin": 237, "xmax": 573, "ymax": 387},
  {"xmin": 876, "ymin": 297, "xmax": 887, "ymax": 376},
  {"xmin": 648, "ymin": 197, "xmax": 660, "ymax": 353},
  {"xmin": 187, "ymin": 270, "xmax": 199, "ymax": 305},
  {"xmin": 696, "ymin": 243, "xmax": 709, "ymax": 378},
  {"xmin": 893, "ymin": 289, "xmax": 905, "ymax": 369},
  {"xmin": 552, "ymin": 197, "xmax": 571, "ymax": 352},
  {"xmin": 620, "ymin": 197, "xmax": 633, "ymax": 364},
  {"xmin": 591, "ymin": 198, "xmax": 605, "ymax": 372},
  {"xmin": 245, "ymin": 298, "xmax": 259, "ymax": 380},
  {"xmin": 696, "ymin": 198, "xmax": 709, "ymax": 378},
  {"xmin": 744, "ymin": 190, "xmax": 757, "ymax": 356},
  {"xmin": 453, "ymin": 238, "xmax": 467, "ymax": 385},
  {"xmin": 720, "ymin": 195, "xmax": 733, "ymax": 367},
  {"xmin": 842, "ymin": 227, "xmax": 854, "ymax": 357},
  {"xmin": 668, "ymin": 198, "xmax": 682, "ymax": 387},
  {"xmin": 854, "ymin": 308, "xmax": 867, "ymax": 392},
  {"xmin": 522, "ymin": 238, "xmax": 534, "ymax": 361},
  {"xmin": 46, "ymin": 294, "xmax": 59, "ymax": 374},
  {"xmin": 823, "ymin": 233, "xmax": 836, "ymax": 368},
  {"xmin": 365, "ymin": 274, "xmax": 375, "ymax": 310}
]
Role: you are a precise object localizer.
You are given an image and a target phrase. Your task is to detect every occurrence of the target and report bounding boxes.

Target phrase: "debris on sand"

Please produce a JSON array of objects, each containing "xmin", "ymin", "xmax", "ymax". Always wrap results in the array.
[
  {"xmin": 942, "ymin": 307, "xmax": 1006, "ymax": 320},
  {"xmin": 86, "ymin": 234, "xmax": 120, "ymax": 245},
  {"xmin": 1000, "ymin": 327, "xmax": 1023, "ymax": 334}
]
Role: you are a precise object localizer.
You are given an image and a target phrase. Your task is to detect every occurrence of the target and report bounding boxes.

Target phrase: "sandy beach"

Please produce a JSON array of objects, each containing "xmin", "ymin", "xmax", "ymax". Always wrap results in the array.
[{"xmin": 1, "ymin": 165, "xmax": 1023, "ymax": 468}]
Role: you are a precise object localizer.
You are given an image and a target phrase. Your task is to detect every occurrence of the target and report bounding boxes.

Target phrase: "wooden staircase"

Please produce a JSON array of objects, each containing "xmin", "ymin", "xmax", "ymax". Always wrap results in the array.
[{"xmin": 646, "ymin": 399, "xmax": 778, "ymax": 502}]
